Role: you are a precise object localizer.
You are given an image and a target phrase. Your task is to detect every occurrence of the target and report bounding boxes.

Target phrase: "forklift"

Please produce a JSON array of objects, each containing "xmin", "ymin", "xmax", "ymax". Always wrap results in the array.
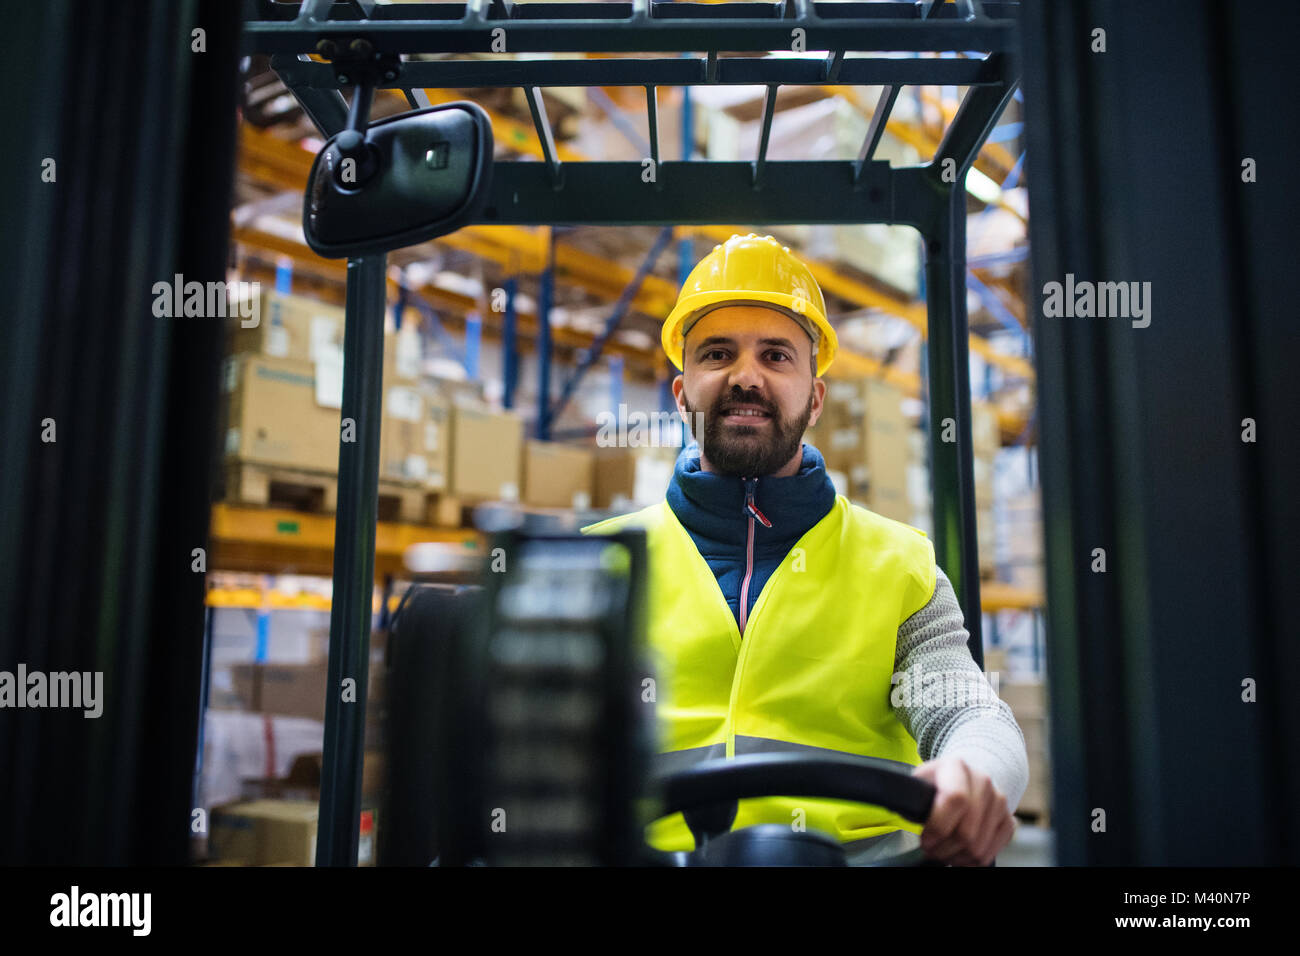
[
  {"xmin": 242, "ymin": 0, "xmax": 1019, "ymax": 866},
  {"xmin": 5, "ymin": 0, "xmax": 1294, "ymax": 871}
]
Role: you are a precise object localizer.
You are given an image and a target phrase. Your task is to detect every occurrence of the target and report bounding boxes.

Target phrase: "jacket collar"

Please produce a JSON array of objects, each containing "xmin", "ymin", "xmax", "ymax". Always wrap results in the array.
[{"xmin": 665, "ymin": 441, "xmax": 837, "ymax": 548}]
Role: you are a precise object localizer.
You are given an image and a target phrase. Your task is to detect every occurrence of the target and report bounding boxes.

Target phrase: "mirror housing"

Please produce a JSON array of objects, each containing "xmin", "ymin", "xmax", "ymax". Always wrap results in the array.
[{"xmin": 303, "ymin": 101, "xmax": 494, "ymax": 259}]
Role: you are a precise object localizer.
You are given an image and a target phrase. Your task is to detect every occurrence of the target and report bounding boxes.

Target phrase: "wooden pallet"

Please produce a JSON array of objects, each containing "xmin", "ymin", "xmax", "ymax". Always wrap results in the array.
[
  {"xmin": 376, "ymin": 480, "xmax": 460, "ymax": 526},
  {"xmin": 223, "ymin": 460, "xmax": 464, "ymax": 527},
  {"xmin": 224, "ymin": 461, "xmax": 338, "ymax": 514}
]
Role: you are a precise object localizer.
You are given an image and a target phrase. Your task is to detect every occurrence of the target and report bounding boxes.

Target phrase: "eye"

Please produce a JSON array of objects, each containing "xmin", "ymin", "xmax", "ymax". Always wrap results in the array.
[
  {"xmin": 766, "ymin": 350, "xmax": 792, "ymax": 363},
  {"xmin": 702, "ymin": 348, "xmax": 729, "ymax": 361}
]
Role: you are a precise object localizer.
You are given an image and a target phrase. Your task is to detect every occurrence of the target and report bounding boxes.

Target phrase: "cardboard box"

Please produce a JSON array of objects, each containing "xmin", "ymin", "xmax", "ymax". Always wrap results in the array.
[
  {"xmin": 972, "ymin": 401, "xmax": 1000, "ymax": 457},
  {"xmin": 814, "ymin": 378, "xmax": 907, "ymax": 501},
  {"xmin": 227, "ymin": 661, "xmax": 329, "ymax": 721},
  {"xmin": 229, "ymin": 659, "xmax": 384, "ymax": 724},
  {"xmin": 523, "ymin": 441, "xmax": 594, "ymax": 509},
  {"xmin": 258, "ymin": 661, "xmax": 330, "ymax": 722},
  {"xmin": 210, "ymin": 799, "xmax": 319, "ymax": 866},
  {"xmin": 449, "ymin": 402, "xmax": 524, "ymax": 501},
  {"xmin": 380, "ymin": 383, "xmax": 450, "ymax": 489},
  {"xmin": 861, "ymin": 380, "xmax": 910, "ymax": 521},
  {"xmin": 974, "ymin": 453, "xmax": 995, "ymax": 508},
  {"xmin": 229, "ymin": 290, "xmax": 345, "ymax": 365},
  {"xmin": 384, "ymin": 327, "xmax": 423, "ymax": 383},
  {"xmin": 209, "ymin": 800, "xmax": 379, "ymax": 866},
  {"xmin": 592, "ymin": 447, "xmax": 637, "ymax": 509},
  {"xmin": 589, "ymin": 444, "xmax": 678, "ymax": 510},
  {"xmin": 977, "ymin": 506, "xmax": 996, "ymax": 575},
  {"xmin": 222, "ymin": 354, "xmax": 339, "ymax": 473}
]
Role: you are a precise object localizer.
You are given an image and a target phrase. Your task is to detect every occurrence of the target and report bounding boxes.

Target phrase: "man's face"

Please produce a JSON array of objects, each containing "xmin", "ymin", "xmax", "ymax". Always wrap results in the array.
[{"xmin": 672, "ymin": 305, "xmax": 826, "ymax": 478}]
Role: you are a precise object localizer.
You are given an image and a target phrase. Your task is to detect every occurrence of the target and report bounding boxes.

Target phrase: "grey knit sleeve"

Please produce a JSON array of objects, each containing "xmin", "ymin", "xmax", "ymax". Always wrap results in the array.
[{"xmin": 890, "ymin": 565, "xmax": 1030, "ymax": 811}]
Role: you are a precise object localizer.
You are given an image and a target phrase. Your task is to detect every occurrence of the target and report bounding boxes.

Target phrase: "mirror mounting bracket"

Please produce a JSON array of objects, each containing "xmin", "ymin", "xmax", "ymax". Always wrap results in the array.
[
  {"xmin": 311, "ymin": 38, "xmax": 400, "ymax": 188},
  {"xmin": 313, "ymin": 37, "xmax": 402, "ymax": 94}
]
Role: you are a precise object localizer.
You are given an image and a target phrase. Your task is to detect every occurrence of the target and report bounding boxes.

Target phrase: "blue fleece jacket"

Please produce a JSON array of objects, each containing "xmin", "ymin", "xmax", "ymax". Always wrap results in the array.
[{"xmin": 665, "ymin": 442, "xmax": 838, "ymax": 633}]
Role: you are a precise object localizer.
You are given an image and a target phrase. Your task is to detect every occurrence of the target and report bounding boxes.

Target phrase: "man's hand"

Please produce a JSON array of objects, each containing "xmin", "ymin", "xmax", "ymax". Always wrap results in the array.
[{"xmin": 912, "ymin": 756, "xmax": 1016, "ymax": 866}]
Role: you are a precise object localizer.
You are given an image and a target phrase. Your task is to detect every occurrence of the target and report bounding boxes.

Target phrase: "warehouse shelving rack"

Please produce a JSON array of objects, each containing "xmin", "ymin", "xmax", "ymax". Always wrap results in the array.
[{"xmin": 242, "ymin": 0, "xmax": 1021, "ymax": 866}]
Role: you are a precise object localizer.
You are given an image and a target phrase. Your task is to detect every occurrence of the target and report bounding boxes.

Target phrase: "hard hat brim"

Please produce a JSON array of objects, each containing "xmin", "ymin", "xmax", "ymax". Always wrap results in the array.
[{"xmin": 663, "ymin": 292, "xmax": 838, "ymax": 377}]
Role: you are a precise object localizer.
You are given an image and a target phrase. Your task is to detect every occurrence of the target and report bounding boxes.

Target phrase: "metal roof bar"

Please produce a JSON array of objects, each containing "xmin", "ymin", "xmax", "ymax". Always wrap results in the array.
[
  {"xmin": 479, "ymin": 160, "xmax": 929, "ymax": 227},
  {"xmin": 269, "ymin": 53, "xmax": 1005, "ymax": 90},
  {"xmin": 246, "ymin": 2, "xmax": 1019, "ymax": 55}
]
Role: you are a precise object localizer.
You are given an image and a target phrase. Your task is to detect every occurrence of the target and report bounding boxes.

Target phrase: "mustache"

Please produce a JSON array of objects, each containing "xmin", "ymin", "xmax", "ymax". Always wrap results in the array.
[{"xmin": 712, "ymin": 389, "xmax": 777, "ymax": 416}]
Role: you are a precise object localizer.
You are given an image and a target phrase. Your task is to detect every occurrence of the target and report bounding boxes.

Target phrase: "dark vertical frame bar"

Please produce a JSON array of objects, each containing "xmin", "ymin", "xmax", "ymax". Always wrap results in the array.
[
  {"xmin": 536, "ymin": 241, "xmax": 554, "ymax": 439},
  {"xmin": 317, "ymin": 253, "xmax": 386, "ymax": 866},
  {"xmin": 502, "ymin": 275, "xmax": 518, "ymax": 409},
  {"xmin": 1019, "ymin": 0, "xmax": 1299, "ymax": 865},
  {"xmin": 923, "ymin": 186, "xmax": 983, "ymax": 668}
]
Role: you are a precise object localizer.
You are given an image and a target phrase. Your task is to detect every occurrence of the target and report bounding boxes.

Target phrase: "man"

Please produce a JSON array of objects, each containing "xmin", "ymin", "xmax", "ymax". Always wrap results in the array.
[{"xmin": 585, "ymin": 234, "xmax": 1027, "ymax": 866}]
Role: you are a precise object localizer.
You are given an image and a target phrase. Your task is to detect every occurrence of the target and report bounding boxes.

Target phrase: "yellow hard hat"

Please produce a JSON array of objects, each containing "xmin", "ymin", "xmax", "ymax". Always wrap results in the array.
[{"xmin": 662, "ymin": 233, "xmax": 838, "ymax": 377}]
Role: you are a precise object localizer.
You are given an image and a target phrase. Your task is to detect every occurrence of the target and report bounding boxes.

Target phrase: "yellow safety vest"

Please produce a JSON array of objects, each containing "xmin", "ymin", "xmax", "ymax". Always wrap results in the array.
[{"xmin": 583, "ymin": 494, "xmax": 937, "ymax": 852}]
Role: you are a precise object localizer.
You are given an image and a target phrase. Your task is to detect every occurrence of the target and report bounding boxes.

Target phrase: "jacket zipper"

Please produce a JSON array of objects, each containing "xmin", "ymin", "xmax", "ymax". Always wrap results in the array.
[{"xmin": 738, "ymin": 478, "xmax": 771, "ymax": 635}]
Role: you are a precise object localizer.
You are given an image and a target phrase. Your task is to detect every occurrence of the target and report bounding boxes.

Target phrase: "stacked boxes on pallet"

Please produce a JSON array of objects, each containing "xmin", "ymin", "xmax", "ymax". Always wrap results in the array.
[
  {"xmin": 589, "ymin": 445, "xmax": 680, "ymax": 512},
  {"xmin": 220, "ymin": 287, "xmax": 548, "ymax": 523},
  {"xmin": 972, "ymin": 402, "xmax": 999, "ymax": 579},
  {"xmin": 200, "ymin": 595, "xmax": 388, "ymax": 864},
  {"xmin": 806, "ymin": 378, "xmax": 912, "ymax": 524},
  {"xmin": 998, "ymin": 677, "xmax": 1052, "ymax": 822},
  {"xmin": 379, "ymin": 328, "xmax": 449, "ymax": 492},
  {"xmin": 892, "ymin": 401, "xmax": 1000, "ymax": 576},
  {"xmin": 1000, "ymin": 487, "xmax": 1045, "ymax": 594},
  {"xmin": 523, "ymin": 440, "xmax": 594, "ymax": 510}
]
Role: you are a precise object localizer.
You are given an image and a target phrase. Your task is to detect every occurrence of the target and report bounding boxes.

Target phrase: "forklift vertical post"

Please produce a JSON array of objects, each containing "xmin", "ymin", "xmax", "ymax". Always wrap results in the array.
[
  {"xmin": 924, "ymin": 187, "xmax": 985, "ymax": 668},
  {"xmin": 317, "ymin": 254, "xmax": 386, "ymax": 866}
]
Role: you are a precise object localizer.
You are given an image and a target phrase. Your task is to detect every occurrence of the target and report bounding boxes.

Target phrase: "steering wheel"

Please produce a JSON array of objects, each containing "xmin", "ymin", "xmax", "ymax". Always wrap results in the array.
[{"xmin": 644, "ymin": 752, "xmax": 943, "ymax": 867}]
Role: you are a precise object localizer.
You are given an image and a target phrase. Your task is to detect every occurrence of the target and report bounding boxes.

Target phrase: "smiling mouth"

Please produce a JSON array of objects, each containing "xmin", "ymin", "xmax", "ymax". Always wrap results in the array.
[{"xmin": 719, "ymin": 406, "xmax": 773, "ymax": 423}]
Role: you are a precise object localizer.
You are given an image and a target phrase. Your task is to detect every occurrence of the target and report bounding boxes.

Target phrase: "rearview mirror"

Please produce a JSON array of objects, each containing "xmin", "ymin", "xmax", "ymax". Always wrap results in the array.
[{"xmin": 303, "ymin": 101, "xmax": 494, "ymax": 259}]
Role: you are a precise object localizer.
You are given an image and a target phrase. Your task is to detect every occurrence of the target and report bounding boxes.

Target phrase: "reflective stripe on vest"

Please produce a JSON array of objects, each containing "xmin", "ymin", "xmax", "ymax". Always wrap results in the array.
[{"xmin": 584, "ymin": 495, "xmax": 937, "ymax": 852}]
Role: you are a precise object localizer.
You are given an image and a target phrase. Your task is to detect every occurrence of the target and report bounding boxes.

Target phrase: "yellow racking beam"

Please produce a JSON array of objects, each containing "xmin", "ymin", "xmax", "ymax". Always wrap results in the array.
[
  {"xmin": 209, "ymin": 503, "xmax": 482, "ymax": 580},
  {"xmin": 235, "ymin": 112, "xmax": 1032, "ymax": 435}
]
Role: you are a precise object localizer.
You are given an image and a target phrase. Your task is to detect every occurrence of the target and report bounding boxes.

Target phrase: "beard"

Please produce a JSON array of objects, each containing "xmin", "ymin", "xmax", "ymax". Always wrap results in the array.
[{"xmin": 684, "ymin": 384, "xmax": 814, "ymax": 478}]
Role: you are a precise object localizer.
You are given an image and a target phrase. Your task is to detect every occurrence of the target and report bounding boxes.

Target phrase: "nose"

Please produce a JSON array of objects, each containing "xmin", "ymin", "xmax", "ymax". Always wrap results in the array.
[{"xmin": 726, "ymin": 348, "xmax": 765, "ymax": 392}]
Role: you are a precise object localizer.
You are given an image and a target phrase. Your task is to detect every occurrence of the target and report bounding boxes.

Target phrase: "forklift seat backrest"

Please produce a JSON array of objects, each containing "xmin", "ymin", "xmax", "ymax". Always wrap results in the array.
[{"xmin": 379, "ymin": 583, "xmax": 482, "ymax": 867}]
